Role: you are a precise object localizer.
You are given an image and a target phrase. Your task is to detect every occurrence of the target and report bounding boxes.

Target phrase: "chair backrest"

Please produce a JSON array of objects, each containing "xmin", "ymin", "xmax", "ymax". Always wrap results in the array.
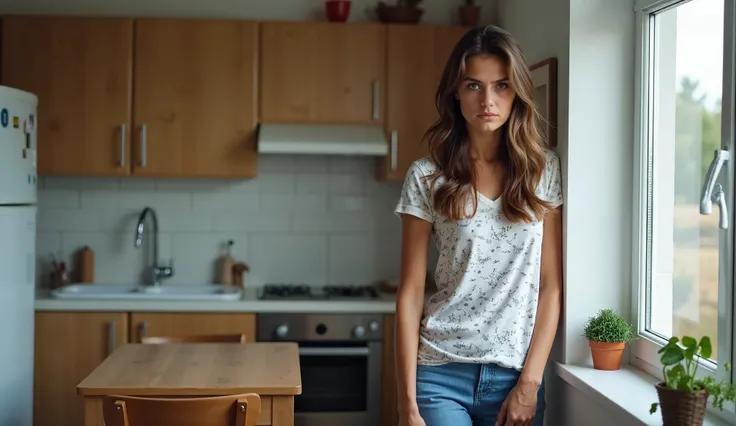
[
  {"xmin": 140, "ymin": 334, "xmax": 246, "ymax": 344},
  {"xmin": 102, "ymin": 393, "xmax": 261, "ymax": 426}
]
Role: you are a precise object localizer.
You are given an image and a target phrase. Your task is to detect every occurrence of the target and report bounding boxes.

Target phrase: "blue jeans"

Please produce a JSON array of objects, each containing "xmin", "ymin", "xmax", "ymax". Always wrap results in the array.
[{"xmin": 416, "ymin": 362, "xmax": 546, "ymax": 426}]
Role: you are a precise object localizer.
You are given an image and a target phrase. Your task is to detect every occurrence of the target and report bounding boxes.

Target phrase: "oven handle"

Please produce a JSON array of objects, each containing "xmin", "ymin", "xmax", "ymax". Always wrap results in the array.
[{"xmin": 298, "ymin": 347, "xmax": 370, "ymax": 356}]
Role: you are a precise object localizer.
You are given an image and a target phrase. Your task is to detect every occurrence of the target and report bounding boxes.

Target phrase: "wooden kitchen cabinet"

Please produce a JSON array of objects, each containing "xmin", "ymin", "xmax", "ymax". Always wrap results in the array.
[
  {"xmin": 379, "ymin": 25, "xmax": 468, "ymax": 181},
  {"xmin": 132, "ymin": 18, "xmax": 259, "ymax": 178},
  {"xmin": 1, "ymin": 16, "xmax": 259, "ymax": 178},
  {"xmin": 381, "ymin": 314, "xmax": 398, "ymax": 426},
  {"xmin": 1, "ymin": 16, "xmax": 134, "ymax": 177},
  {"xmin": 260, "ymin": 22, "xmax": 385, "ymax": 125},
  {"xmin": 32, "ymin": 311, "xmax": 256, "ymax": 426},
  {"xmin": 33, "ymin": 311, "xmax": 128, "ymax": 426},
  {"xmin": 129, "ymin": 312, "xmax": 257, "ymax": 343}
]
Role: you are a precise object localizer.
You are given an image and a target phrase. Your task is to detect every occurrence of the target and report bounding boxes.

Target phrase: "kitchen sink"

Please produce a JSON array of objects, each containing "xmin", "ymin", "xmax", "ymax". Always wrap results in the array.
[{"xmin": 49, "ymin": 283, "xmax": 243, "ymax": 301}]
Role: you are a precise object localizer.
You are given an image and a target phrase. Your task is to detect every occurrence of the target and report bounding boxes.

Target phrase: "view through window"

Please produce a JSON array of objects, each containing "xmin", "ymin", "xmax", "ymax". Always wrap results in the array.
[{"xmin": 646, "ymin": 0, "xmax": 725, "ymax": 363}]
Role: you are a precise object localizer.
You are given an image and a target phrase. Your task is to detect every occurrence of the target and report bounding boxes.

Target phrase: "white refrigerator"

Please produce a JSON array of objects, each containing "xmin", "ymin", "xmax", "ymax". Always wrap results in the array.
[{"xmin": 0, "ymin": 85, "xmax": 38, "ymax": 426}]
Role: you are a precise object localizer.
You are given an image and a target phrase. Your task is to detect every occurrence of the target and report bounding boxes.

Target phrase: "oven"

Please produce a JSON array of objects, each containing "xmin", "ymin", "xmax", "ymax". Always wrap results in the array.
[{"xmin": 257, "ymin": 313, "xmax": 383, "ymax": 426}]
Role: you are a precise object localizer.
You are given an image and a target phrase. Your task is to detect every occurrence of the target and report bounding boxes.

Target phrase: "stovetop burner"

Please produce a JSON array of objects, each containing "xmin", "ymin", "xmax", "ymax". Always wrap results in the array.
[{"xmin": 259, "ymin": 283, "xmax": 380, "ymax": 300}]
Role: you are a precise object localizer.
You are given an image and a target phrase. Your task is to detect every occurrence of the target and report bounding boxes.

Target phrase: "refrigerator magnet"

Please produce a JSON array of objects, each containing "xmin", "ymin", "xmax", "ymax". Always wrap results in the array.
[
  {"xmin": 0, "ymin": 108, "xmax": 7, "ymax": 128},
  {"xmin": 12, "ymin": 116, "xmax": 19, "ymax": 128}
]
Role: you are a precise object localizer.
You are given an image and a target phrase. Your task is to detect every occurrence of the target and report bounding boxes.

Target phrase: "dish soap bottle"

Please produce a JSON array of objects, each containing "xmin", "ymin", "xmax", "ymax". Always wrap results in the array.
[{"xmin": 219, "ymin": 240, "xmax": 235, "ymax": 285}]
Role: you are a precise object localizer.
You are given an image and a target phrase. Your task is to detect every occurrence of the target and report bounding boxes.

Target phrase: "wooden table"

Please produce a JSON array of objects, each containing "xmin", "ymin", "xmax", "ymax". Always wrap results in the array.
[{"xmin": 76, "ymin": 342, "xmax": 301, "ymax": 426}]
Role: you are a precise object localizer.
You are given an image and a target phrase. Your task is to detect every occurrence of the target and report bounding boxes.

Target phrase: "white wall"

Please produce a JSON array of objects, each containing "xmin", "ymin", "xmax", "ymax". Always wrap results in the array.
[
  {"xmin": 500, "ymin": 0, "xmax": 634, "ymax": 424},
  {"xmin": 0, "ymin": 0, "xmax": 500, "ymax": 288}
]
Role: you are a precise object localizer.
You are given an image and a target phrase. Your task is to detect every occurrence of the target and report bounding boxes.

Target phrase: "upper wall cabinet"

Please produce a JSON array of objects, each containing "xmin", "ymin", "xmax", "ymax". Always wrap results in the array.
[
  {"xmin": 260, "ymin": 22, "xmax": 386, "ymax": 125},
  {"xmin": 1, "ymin": 16, "xmax": 134, "ymax": 176},
  {"xmin": 378, "ymin": 25, "xmax": 467, "ymax": 181},
  {"xmin": 132, "ymin": 19, "xmax": 259, "ymax": 178},
  {"xmin": 1, "ymin": 16, "xmax": 259, "ymax": 178}
]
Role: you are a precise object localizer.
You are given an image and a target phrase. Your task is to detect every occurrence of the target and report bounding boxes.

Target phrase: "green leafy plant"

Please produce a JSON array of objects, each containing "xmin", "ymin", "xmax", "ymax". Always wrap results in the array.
[
  {"xmin": 650, "ymin": 336, "xmax": 736, "ymax": 414},
  {"xmin": 582, "ymin": 309, "xmax": 636, "ymax": 343}
]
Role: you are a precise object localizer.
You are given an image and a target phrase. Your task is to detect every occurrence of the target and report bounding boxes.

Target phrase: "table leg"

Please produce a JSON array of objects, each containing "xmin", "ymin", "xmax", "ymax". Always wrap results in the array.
[
  {"xmin": 83, "ymin": 396, "xmax": 103, "ymax": 426},
  {"xmin": 271, "ymin": 396, "xmax": 294, "ymax": 426}
]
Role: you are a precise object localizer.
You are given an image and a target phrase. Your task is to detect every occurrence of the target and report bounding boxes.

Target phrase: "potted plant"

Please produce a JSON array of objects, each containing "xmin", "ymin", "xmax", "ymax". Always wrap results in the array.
[
  {"xmin": 459, "ymin": 0, "xmax": 481, "ymax": 27},
  {"xmin": 376, "ymin": 0, "xmax": 424, "ymax": 24},
  {"xmin": 583, "ymin": 308, "xmax": 636, "ymax": 370},
  {"xmin": 650, "ymin": 335, "xmax": 736, "ymax": 425}
]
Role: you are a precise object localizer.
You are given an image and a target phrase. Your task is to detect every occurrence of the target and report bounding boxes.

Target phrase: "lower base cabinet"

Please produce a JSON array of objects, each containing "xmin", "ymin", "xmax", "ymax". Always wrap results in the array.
[
  {"xmin": 381, "ymin": 314, "xmax": 398, "ymax": 426},
  {"xmin": 33, "ymin": 311, "xmax": 256, "ymax": 426},
  {"xmin": 34, "ymin": 312, "xmax": 128, "ymax": 426},
  {"xmin": 34, "ymin": 311, "xmax": 397, "ymax": 426}
]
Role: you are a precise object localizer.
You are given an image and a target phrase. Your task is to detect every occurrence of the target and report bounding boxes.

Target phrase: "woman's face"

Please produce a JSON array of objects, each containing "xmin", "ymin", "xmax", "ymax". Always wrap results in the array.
[{"xmin": 456, "ymin": 54, "xmax": 516, "ymax": 135}]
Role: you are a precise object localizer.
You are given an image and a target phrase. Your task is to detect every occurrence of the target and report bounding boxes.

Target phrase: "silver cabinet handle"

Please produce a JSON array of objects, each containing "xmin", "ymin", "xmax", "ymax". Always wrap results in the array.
[
  {"xmin": 372, "ymin": 80, "xmax": 380, "ymax": 121},
  {"xmin": 119, "ymin": 124, "xmax": 125, "ymax": 167},
  {"xmin": 140, "ymin": 124, "xmax": 147, "ymax": 167},
  {"xmin": 390, "ymin": 130, "xmax": 398, "ymax": 171},
  {"xmin": 139, "ymin": 321, "xmax": 148, "ymax": 341},
  {"xmin": 700, "ymin": 149, "xmax": 729, "ymax": 214},
  {"xmin": 108, "ymin": 320, "xmax": 116, "ymax": 356}
]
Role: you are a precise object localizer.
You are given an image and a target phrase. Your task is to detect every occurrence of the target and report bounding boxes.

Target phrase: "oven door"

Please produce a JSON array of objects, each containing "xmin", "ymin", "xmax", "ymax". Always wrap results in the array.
[{"xmin": 294, "ymin": 341, "xmax": 382, "ymax": 426}]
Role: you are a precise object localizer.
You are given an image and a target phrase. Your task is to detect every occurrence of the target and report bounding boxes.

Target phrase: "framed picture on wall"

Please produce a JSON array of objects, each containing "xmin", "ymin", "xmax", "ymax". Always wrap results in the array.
[{"xmin": 530, "ymin": 57, "xmax": 558, "ymax": 147}]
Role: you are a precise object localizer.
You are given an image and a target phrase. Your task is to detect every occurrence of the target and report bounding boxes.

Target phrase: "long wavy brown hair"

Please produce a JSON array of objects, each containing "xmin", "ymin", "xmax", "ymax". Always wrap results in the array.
[{"xmin": 424, "ymin": 25, "xmax": 552, "ymax": 223}]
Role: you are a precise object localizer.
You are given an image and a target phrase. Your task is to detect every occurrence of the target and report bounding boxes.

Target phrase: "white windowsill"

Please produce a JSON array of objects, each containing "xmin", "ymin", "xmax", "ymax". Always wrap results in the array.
[{"xmin": 554, "ymin": 362, "xmax": 732, "ymax": 426}]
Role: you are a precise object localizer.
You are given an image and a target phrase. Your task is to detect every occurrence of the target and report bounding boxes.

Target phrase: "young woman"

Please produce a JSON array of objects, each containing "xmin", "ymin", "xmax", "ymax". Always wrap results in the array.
[{"xmin": 393, "ymin": 25, "xmax": 563, "ymax": 426}]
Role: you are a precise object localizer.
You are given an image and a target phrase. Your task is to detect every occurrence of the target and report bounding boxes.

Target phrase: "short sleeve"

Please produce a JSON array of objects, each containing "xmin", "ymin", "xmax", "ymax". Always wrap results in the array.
[
  {"xmin": 544, "ymin": 150, "xmax": 564, "ymax": 208},
  {"xmin": 394, "ymin": 160, "xmax": 434, "ymax": 223}
]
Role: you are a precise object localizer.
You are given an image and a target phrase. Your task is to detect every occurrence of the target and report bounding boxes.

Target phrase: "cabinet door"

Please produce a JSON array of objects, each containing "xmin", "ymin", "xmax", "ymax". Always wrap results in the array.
[
  {"xmin": 260, "ymin": 22, "xmax": 385, "ymax": 125},
  {"xmin": 380, "ymin": 314, "xmax": 398, "ymax": 426},
  {"xmin": 130, "ymin": 312, "xmax": 257, "ymax": 343},
  {"xmin": 380, "ymin": 25, "xmax": 468, "ymax": 181},
  {"xmin": 132, "ymin": 19, "xmax": 259, "ymax": 178},
  {"xmin": 34, "ymin": 312, "xmax": 128, "ymax": 426},
  {"xmin": 1, "ymin": 16, "xmax": 133, "ymax": 176}
]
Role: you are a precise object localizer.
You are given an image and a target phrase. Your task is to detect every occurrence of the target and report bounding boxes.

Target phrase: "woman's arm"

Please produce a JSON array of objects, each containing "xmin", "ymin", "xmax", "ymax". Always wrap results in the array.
[
  {"xmin": 395, "ymin": 214, "xmax": 433, "ymax": 417},
  {"xmin": 497, "ymin": 207, "xmax": 563, "ymax": 426},
  {"xmin": 521, "ymin": 206, "xmax": 564, "ymax": 385}
]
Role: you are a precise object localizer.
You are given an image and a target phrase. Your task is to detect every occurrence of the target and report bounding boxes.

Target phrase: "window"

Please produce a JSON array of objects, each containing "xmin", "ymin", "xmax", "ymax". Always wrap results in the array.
[{"xmin": 633, "ymin": 0, "xmax": 735, "ymax": 392}]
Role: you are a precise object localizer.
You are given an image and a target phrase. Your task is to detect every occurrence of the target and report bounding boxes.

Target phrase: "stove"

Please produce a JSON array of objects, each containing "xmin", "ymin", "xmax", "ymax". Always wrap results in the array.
[{"xmin": 259, "ymin": 283, "xmax": 380, "ymax": 301}]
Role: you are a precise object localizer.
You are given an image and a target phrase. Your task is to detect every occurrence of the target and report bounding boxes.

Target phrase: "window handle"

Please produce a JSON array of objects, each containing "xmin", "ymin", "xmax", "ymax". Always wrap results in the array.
[
  {"xmin": 700, "ymin": 149, "xmax": 730, "ymax": 215},
  {"xmin": 713, "ymin": 183, "xmax": 729, "ymax": 229}
]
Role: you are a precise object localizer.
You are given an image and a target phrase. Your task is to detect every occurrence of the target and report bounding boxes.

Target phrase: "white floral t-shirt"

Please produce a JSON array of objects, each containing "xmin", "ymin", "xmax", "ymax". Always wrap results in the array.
[{"xmin": 394, "ymin": 148, "xmax": 564, "ymax": 371}]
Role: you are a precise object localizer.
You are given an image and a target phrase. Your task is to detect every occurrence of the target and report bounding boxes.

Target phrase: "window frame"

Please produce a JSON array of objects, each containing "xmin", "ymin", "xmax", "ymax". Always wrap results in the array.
[{"xmin": 631, "ymin": 0, "xmax": 736, "ymax": 419}]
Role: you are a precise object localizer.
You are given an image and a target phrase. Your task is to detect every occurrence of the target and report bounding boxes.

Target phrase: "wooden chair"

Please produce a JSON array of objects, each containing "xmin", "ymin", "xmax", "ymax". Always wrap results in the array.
[
  {"xmin": 140, "ymin": 334, "xmax": 246, "ymax": 344},
  {"xmin": 102, "ymin": 393, "xmax": 261, "ymax": 426}
]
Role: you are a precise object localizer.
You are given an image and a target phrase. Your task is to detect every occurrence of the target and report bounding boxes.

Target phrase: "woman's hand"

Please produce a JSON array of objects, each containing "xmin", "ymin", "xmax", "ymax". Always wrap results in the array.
[
  {"xmin": 399, "ymin": 410, "xmax": 427, "ymax": 426},
  {"xmin": 496, "ymin": 380, "xmax": 539, "ymax": 426}
]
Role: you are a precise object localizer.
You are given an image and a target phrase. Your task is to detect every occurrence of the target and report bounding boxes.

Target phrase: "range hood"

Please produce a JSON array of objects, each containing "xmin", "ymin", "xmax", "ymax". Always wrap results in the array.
[{"xmin": 257, "ymin": 123, "xmax": 389, "ymax": 156}]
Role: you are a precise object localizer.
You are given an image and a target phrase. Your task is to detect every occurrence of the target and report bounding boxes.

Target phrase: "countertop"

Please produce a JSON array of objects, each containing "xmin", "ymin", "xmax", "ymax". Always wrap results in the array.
[
  {"xmin": 77, "ymin": 342, "xmax": 302, "ymax": 396},
  {"xmin": 35, "ymin": 287, "xmax": 399, "ymax": 314}
]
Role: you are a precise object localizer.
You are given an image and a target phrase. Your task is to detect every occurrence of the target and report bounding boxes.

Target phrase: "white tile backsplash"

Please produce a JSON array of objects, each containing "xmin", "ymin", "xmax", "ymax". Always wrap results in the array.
[{"xmin": 36, "ymin": 155, "xmax": 403, "ymax": 288}]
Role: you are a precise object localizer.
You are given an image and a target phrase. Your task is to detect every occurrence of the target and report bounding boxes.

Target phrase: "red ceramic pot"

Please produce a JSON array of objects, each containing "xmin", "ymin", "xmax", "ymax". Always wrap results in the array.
[{"xmin": 325, "ymin": 0, "xmax": 351, "ymax": 22}]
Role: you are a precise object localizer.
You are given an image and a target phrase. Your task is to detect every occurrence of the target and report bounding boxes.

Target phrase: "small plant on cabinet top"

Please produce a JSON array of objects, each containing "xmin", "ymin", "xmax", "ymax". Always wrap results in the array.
[
  {"xmin": 397, "ymin": 0, "xmax": 423, "ymax": 6},
  {"xmin": 650, "ymin": 336, "xmax": 736, "ymax": 425},
  {"xmin": 583, "ymin": 309, "xmax": 636, "ymax": 370}
]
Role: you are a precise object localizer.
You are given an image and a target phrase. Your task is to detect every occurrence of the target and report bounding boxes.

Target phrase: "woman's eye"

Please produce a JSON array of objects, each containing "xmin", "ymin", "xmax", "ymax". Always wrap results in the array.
[
  {"xmin": 496, "ymin": 82, "xmax": 508, "ymax": 90},
  {"xmin": 467, "ymin": 83, "xmax": 480, "ymax": 90}
]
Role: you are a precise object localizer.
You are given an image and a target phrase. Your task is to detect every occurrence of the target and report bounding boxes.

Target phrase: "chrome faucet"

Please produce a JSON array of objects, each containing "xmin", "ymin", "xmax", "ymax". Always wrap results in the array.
[{"xmin": 134, "ymin": 207, "xmax": 174, "ymax": 286}]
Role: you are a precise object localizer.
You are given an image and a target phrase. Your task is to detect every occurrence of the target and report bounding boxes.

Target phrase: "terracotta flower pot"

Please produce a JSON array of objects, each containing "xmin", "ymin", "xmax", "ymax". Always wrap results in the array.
[
  {"xmin": 655, "ymin": 382, "xmax": 708, "ymax": 426},
  {"xmin": 588, "ymin": 340, "xmax": 625, "ymax": 370},
  {"xmin": 459, "ymin": 5, "xmax": 481, "ymax": 27}
]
